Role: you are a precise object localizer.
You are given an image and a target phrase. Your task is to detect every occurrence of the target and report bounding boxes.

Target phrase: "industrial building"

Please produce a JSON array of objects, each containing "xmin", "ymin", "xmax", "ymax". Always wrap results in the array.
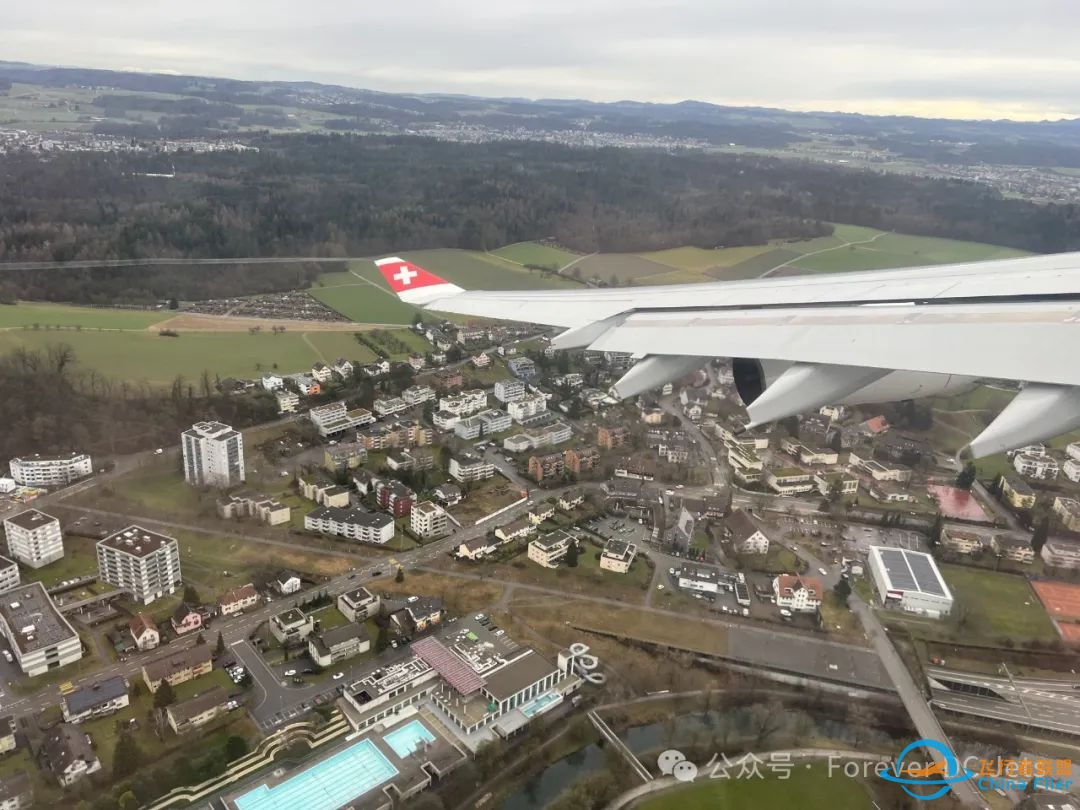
[{"xmin": 867, "ymin": 546, "xmax": 953, "ymax": 618}]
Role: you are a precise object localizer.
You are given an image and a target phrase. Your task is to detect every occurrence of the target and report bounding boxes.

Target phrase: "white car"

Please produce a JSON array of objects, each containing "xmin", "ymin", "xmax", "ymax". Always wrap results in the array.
[
  {"xmin": 818, "ymin": 567, "xmax": 828, "ymax": 576},
  {"xmin": 333, "ymin": 672, "xmax": 345, "ymax": 680},
  {"xmin": 284, "ymin": 669, "xmax": 296, "ymax": 676},
  {"xmin": 1, "ymin": 650, "xmax": 11, "ymax": 663},
  {"xmin": 154, "ymin": 448, "xmax": 163, "ymax": 455}
]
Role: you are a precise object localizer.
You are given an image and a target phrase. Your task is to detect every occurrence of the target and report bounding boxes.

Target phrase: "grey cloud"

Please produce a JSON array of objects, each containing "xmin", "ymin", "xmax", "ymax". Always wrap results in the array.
[{"xmin": 5, "ymin": 0, "xmax": 1080, "ymax": 119}]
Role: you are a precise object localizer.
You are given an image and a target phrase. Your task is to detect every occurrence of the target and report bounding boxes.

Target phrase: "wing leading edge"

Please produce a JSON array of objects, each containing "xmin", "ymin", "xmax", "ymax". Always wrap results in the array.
[{"xmin": 375, "ymin": 252, "xmax": 1080, "ymax": 457}]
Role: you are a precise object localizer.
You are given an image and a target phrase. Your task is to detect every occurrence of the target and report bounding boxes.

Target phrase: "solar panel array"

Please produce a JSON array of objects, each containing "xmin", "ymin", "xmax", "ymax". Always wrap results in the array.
[
  {"xmin": 411, "ymin": 637, "xmax": 484, "ymax": 696},
  {"xmin": 875, "ymin": 547, "xmax": 948, "ymax": 596}
]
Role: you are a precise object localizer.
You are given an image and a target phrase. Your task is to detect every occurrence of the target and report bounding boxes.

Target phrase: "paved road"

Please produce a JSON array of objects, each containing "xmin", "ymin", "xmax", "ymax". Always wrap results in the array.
[
  {"xmin": 851, "ymin": 598, "xmax": 987, "ymax": 808},
  {"xmin": 660, "ymin": 399, "xmax": 728, "ymax": 489},
  {"xmin": 927, "ymin": 668, "xmax": 1080, "ymax": 736}
]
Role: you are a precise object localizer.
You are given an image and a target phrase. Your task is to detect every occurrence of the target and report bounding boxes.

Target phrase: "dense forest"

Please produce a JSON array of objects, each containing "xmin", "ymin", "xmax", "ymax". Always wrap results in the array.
[
  {"xmin": 0, "ymin": 346, "xmax": 278, "ymax": 460},
  {"xmin": 2, "ymin": 134, "xmax": 1080, "ymax": 303}
]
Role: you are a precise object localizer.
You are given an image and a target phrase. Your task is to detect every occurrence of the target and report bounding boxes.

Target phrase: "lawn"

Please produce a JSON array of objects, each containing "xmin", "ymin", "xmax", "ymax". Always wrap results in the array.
[
  {"xmin": 18, "ymin": 535, "xmax": 100, "ymax": 588},
  {"xmin": 940, "ymin": 564, "xmax": 1057, "ymax": 641},
  {"xmin": 490, "ymin": 242, "xmax": 581, "ymax": 268},
  {"xmin": 638, "ymin": 764, "xmax": 875, "ymax": 810},
  {"xmin": 400, "ymin": 249, "xmax": 579, "ymax": 290},
  {"xmin": 721, "ymin": 248, "xmax": 802, "ymax": 279},
  {"xmin": 449, "ymin": 476, "xmax": 526, "ymax": 525},
  {"xmin": 0, "ymin": 302, "xmax": 171, "ymax": 329},
  {"xmin": 638, "ymin": 246, "xmax": 773, "ymax": 273},
  {"xmin": 571, "ymin": 254, "xmax": 676, "ymax": 284},
  {"xmin": 309, "ymin": 264, "xmax": 420, "ymax": 325},
  {"xmin": 0, "ymin": 328, "xmax": 375, "ymax": 386},
  {"xmin": 112, "ymin": 469, "xmax": 206, "ymax": 515}
]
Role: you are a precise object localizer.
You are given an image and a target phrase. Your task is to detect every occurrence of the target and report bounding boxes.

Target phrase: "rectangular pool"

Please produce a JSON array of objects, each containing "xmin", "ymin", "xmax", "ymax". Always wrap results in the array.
[
  {"xmin": 234, "ymin": 739, "xmax": 398, "ymax": 810},
  {"xmin": 521, "ymin": 691, "xmax": 561, "ymax": 718},
  {"xmin": 383, "ymin": 719, "xmax": 436, "ymax": 759}
]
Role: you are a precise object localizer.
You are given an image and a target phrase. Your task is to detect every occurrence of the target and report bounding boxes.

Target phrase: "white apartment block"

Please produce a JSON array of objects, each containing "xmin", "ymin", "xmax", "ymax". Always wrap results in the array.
[
  {"xmin": 507, "ymin": 392, "xmax": 548, "ymax": 423},
  {"xmin": 402, "ymin": 385, "xmax": 436, "ymax": 406},
  {"xmin": 9, "ymin": 453, "xmax": 92, "ymax": 488},
  {"xmin": 1013, "ymin": 452, "xmax": 1059, "ymax": 480},
  {"xmin": 478, "ymin": 409, "xmax": 512, "ymax": 434},
  {"xmin": 410, "ymin": 501, "xmax": 450, "ymax": 539},
  {"xmin": 449, "ymin": 454, "xmax": 496, "ymax": 483},
  {"xmin": 373, "ymin": 397, "xmax": 409, "ymax": 418},
  {"xmin": 847, "ymin": 451, "xmax": 912, "ymax": 483},
  {"xmin": 261, "ymin": 374, "xmax": 284, "ymax": 391},
  {"xmin": 181, "ymin": 421, "xmax": 245, "ymax": 488},
  {"xmin": 1064, "ymin": 459, "xmax": 1080, "ymax": 484},
  {"xmin": 0, "ymin": 556, "xmax": 20, "ymax": 595},
  {"xmin": 494, "ymin": 378, "xmax": 527, "ymax": 403},
  {"xmin": 275, "ymin": 390, "xmax": 300, "ymax": 414},
  {"xmin": 309, "ymin": 401, "xmax": 375, "ymax": 437},
  {"xmin": 527, "ymin": 531, "xmax": 574, "ymax": 568},
  {"xmin": 1041, "ymin": 537, "xmax": 1080, "ymax": 570},
  {"xmin": 0, "ymin": 582, "xmax": 82, "ymax": 676},
  {"xmin": 439, "ymin": 389, "xmax": 488, "ymax": 416},
  {"xmin": 304, "ymin": 507, "xmax": 395, "ymax": 545},
  {"xmin": 433, "ymin": 410, "xmax": 461, "ymax": 431},
  {"xmin": 97, "ymin": 526, "xmax": 182, "ymax": 606},
  {"xmin": 765, "ymin": 468, "xmax": 814, "ymax": 496},
  {"xmin": 3, "ymin": 510, "xmax": 64, "ymax": 569}
]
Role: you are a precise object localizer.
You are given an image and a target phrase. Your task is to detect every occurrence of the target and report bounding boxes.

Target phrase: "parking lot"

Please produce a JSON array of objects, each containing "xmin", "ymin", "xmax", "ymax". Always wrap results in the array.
[{"xmin": 583, "ymin": 515, "xmax": 652, "ymax": 548}]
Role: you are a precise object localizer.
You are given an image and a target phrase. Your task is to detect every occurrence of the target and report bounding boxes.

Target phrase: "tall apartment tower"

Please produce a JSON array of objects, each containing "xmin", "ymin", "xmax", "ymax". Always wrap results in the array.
[
  {"xmin": 181, "ymin": 421, "xmax": 245, "ymax": 488},
  {"xmin": 3, "ymin": 510, "xmax": 64, "ymax": 568},
  {"xmin": 96, "ymin": 526, "xmax": 182, "ymax": 606}
]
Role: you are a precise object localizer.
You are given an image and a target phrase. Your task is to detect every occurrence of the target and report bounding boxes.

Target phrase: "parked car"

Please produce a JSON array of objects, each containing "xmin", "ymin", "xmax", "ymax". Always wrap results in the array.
[
  {"xmin": 284, "ymin": 669, "xmax": 296, "ymax": 676},
  {"xmin": 333, "ymin": 672, "xmax": 345, "ymax": 680}
]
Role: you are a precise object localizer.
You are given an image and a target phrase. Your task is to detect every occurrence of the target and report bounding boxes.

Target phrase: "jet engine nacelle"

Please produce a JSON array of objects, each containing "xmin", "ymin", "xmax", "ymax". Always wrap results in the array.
[{"xmin": 732, "ymin": 358, "xmax": 976, "ymax": 410}]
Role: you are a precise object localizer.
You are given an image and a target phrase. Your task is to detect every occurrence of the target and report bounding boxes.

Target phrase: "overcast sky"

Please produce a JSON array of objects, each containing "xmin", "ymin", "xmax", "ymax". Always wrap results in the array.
[{"xmin": 6, "ymin": 0, "xmax": 1080, "ymax": 121}]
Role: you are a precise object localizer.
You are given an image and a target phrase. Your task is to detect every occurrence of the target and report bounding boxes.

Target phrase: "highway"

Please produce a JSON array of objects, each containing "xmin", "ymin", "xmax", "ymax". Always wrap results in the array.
[{"xmin": 927, "ymin": 668, "xmax": 1080, "ymax": 736}]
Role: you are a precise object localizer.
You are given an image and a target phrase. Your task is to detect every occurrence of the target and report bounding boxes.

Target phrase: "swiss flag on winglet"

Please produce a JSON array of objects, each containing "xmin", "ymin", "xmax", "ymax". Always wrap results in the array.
[{"xmin": 375, "ymin": 257, "xmax": 449, "ymax": 293}]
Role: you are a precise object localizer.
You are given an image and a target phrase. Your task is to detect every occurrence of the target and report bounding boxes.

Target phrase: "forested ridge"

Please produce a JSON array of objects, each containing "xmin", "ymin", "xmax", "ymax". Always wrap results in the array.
[{"xmin": 2, "ymin": 134, "xmax": 1080, "ymax": 304}]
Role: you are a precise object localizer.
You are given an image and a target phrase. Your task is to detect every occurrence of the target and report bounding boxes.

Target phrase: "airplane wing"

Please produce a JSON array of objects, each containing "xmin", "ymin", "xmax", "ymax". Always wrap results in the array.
[{"xmin": 374, "ymin": 254, "xmax": 1080, "ymax": 457}]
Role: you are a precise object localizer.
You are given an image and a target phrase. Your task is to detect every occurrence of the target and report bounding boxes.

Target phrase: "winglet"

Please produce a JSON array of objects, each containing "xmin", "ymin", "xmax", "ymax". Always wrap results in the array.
[{"xmin": 374, "ymin": 256, "xmax": 464, "ymax": 306}]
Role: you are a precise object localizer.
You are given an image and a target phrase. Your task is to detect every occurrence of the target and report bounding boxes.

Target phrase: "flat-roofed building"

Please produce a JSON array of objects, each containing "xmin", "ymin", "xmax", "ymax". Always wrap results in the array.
[
  {"xmin": 304, "ymin": 506, "xmax": 395, "ymax": 545},
  {"xmin": 166, "ymin": 686, "xmax": 230, "ymax": 733},
  {"xmin": 940, "ymin": 526, "xmax": 986, "ymax": 555},
  {"xmin": 765, "ymin": 467, "xmax": 814, "ymax": 496},
  {"xmin": 1013, "ymin": 452, "xmax": 1059, "ymax": 480},
  {"xmin": 182, "ymin": 421, "xmax": 244, "ymax": 488},
  {"xmin": 410, "ymin": 501, "xmax": 450, "ymax": 539},
  {"xmin": 0, "ymin": 582, "xmax": 82, "ymax": 676},
  {"xmin": 1001, "ymin": 474, "xmax": 1036, "ymax": 510},
  {"xmin": 1053, "ymin": 496, "xmax": 1080, "ymax": 532},
  {"xmin": 270, "ymin": 608, "xmax": 314, "ymax": 644},
  {"xmin": 3, "ymin": 509, "xmax": 63, "ymax": 569},
  {"xmin": 0, "ymin": 556, "xmax": 20, "ymax": 596},
  {"xmin": 992, "ymin": 534, "xmax": 1035, "ymax": 564},
  {"xmin": 867, "ymin": 546, "xmax": 953, "ymax": 618},
  {"xmin": 494, "ymin": 378, "xmax": 526, "ymax": 403},
  {"xmin": 337, "ymin": 587, "xmax": 379, "ymax": 622},
  {"xmin": 600, "ymin": 539, "xmax": 637, "ymax": 573},
  {"xmin": 848, "ymin": 451, "xmax": 912, "ymax": 483},
  {"xmin": 9, "ymin": 452, "xmax": 92, "ymax": 488},
  {"xmin": 1041, "ymin": 536, "xmax": 1080, "ymax": 570},
  {"xmin": 527, "ymin": 531, "xmax": 574, "ymax": 568},
  {"xmin": 449, "ymin": 453, "xmax": 495, "ymax": 483},
  {"xmin": 96, "ymin": 526, "xmax": 181, "ymax": 605}
]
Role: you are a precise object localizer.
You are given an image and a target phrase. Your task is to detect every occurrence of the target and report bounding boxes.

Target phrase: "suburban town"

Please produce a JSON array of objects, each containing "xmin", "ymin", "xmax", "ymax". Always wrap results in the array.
[{"xmin": 0, "ymin": 311, "xmax": 1078, "ymax": 810}]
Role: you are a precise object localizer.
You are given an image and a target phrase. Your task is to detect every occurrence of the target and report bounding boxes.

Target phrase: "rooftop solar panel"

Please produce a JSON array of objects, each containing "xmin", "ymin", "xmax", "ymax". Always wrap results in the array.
[
  {"xmin": 907, "ymin": 553, "xmax": 947, "ymax": 596},
  {"xmin": 878, "ymin": 548, "xmax": 917, "ymax": 591}
]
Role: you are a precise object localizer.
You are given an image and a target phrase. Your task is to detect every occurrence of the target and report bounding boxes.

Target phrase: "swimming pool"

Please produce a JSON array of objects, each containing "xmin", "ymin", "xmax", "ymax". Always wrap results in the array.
[
  {"xmin": 383, "ymin": 719, "xmax": 436, "ymax": 758},
  {"xmin": 234, "ymin": 739, "xmax": 398, "ymax": 810},
  {"xmin": 521, "ymin": 691, "xmax": 561, "ymax": 718}
]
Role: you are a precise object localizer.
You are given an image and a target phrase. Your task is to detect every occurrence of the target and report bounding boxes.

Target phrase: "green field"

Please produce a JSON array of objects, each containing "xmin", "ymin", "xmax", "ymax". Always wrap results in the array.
[
  {"xmin": 0, "ymin": 328, "xmax": 376, "ymax": 385},
  {"xmin": 941, "ymin": 564, "xmax": 1057, "ymax": 641},
  {"xmin": 0, "ymin": 302, "xmax": 171, "ymax": 330},
  {"xmin": 400, "ymin": 249, "xmax": 580, "ymax": 290},
  {"xmin": 638, "ymin": 764, "xmax": 875, "ymax": 810},
  {"xmin": 308, "ymin": 266, "xmax": 421, "ymax": 325},
  {"xmin": 490, "ymin": 241, "xmax": 581, "ymax": 268}
]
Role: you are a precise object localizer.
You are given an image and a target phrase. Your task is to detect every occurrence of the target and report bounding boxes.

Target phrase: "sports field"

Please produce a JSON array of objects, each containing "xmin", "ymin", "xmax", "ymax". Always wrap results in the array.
[
  {"xmin": 941, "ymin": 565, "xmax": 1056, "ymax": 641},
  {"xmin": 637, "ymin": 764, "xmax": 875, "ymax": 810},
  {"xmin": 0, "ymin": 328, "xmax": 376, "ymax": 386},
  {"xmin": 1032, "ymin": 580, "xmax": 1080, "ymax": 621},
  {"xmin": 490, "ymin": 241, "xmax": 580, "ymax": 268}
]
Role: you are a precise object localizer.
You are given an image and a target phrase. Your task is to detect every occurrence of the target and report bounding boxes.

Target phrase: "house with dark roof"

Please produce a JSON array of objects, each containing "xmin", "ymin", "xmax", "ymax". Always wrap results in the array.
[
  {"xmin": 166, "ymin": 686, "xmax": 231, "ymax": 733},
  {"xmin": 0, "ymin": 771, "xmax": 32, "ymax": 809},
  {"xmin": 61, "ymin": 676, "xmax": 129, "ymax": 723},
  {"xmin": 308, "ymin": 623, "xmax": 370, "ymax": 667},
  {"xmin": 141, "ymin": 644, "xmax": 213, "ymax": 692},
  {"xmin": 40, "ymin": 723, "xmax": 101, "ymax": 787},
  {"xmin": 274, "ymin": 570, "xmax": 302, "ymax": 595},
  {"xmin": 171, "ymin": 603, "xmax": 203, "ymax": 636}
]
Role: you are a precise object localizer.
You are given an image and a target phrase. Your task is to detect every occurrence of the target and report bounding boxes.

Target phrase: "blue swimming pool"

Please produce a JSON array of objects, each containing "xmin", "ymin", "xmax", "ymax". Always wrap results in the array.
[
  {"xmin": 521, "ymin": 691, "xmax": 561, "ymax": 718},
  {"xmin": 383, "ymin": 719, "xmax": 436, "ymax": 758},
  {"xmin": 234, "ymin": 739, "xmax": 398, "ymax": 810}
]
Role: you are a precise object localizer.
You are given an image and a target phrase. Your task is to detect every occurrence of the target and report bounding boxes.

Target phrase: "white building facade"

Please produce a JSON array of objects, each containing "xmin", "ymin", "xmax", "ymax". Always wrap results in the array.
[{"xmin": 181, "ymin": 421, "xmax": 245, "ymax": 488}]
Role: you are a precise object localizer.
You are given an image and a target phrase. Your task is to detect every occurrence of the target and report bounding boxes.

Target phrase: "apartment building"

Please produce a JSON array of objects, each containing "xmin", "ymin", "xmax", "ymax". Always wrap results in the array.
[
  {"xmin": 564, "ymin": 446, "xmax": 600, "ymax": 475},
  {"xmin": 940, "ymin": 527, "xmax": 985, "ymax": 555},
  {"xmin": 528, "ymin": 452, "xmax": 565, "ymax": 483},
  {"xmin": 311, "ymin": 362, "xmax": 333, "ymax": 383},
  {"xmin": 309, "ymin": 401, "xmax": 375, "ymax": 437},
  {"xmin": 41, "ymin": 724, "xmax": 100, "ymax": 787},
  {"xmin": 1041, "ymin": 537, "xmax": 1080, "ymax": 570},
  {"xmin": 507, "ymin": 392, "xmax": 547, "ymax": 423},
  {"xmin": 848, "ymin": 451, "xmax": 912, "ymax": 483},
  {"xmin": 439, "ymin": 389, "xmax": 488, "ymax": 416},
  {"xmin": 142, "ymin": 644, "xmax": 213, "ymax": 692},
  {"xmin": 299, "ymin": 477, "xmax": 351, "ymax": 508},
  {"xmin": 376, "ymin": 480, "xmax": 415, "ymax": 517},
  {"xmin": 410, "ymin": 501, "xmax": 450, "ymax": 539},
  {"xmin": 1013, "ymin": 452, "xmax": 1059, "ymax": 480},
  {"xmin": 527, "ymin": 531, "xmax": 574, "ymax": 568},
  {"xmin": 493, "ymin": 378, "xmax": 526, "ymax": 403},
  {"xmin": 558, "ymin": 489, "xmax": 585, "ymax": 511},
  {"xmin": 308, "ymin": 624, "xmax": 370, "ymax": 668},
  {"xmin": 449, "ymin": 453, "xmax": 495, "ymax": 483},
  {"xmin": 772, "ymin": 575, "xmax": 823, "ymax": 613},
  {"xmin": 166, "ymin": 687, "xmax": 230, "ymax": 734},
  {"xmin": 402, "ymin": 385, "xmax": 436, "ymax": 406},
  {"xmin": 0, "ymin": 557, "xmax": 19, "ymax": 595},
  {"xmin": 181, "ymin": 421, "xmax": 245, "ymax": 488},
  {"xmin": 270, "ymin": 608, "xmax": 314, "ymax": 644},
  {"xmin": 433, "ymin": 409, "xmax": 461, "ymax": 431},
  {"xmin": 0, "ymin": 771, "xmax": 32, "ymax": 809},
  {"xmin": 9, "ymin": 453, "xmax": 93, "ymax": 488},
  {"xmin": 1001, "ymin": 475, "xmax": 1036, "ymax": 510},
  {"xmin": 275, "ymin": 390, "xmax": 300, "ymax": 414},
  {"xmin": 495, "ymin": 519, "xmax": 535, "ymax": 542},
  {"xmin": 3, "ymin": 510, "xmax": 64, "ymax": 568},
  {"xmin": 337, "ymin": 587, "xmax": 380, "ymax": 622},
  {"xmin": 218, "ymin": 583, "xmax": 259, "ymax": 616},
  {"xmin": 1053, "ymin": 496, "xmax": 1080, "ymax": 532},
  {"xmin": 373, "ymin": 397, "xmax": 409, "ymax": 418},
  {"xmin": 1064, "ymin": 459, "xmax": 1080, "ymax": 483},
  {"xmin": 813, "ymin": 472, "xmax": 859, "ymax": 497},
  {"xmin": 0, "ymin": 583, "xmax": 82, "ymax": 676},
  {"xmin": 96, "ymin": 526, "xmax": 182, "ymax": 606},
  {"xmin": 323, "ymin": 442, "xmax": 368, "ymax": 473},
  {"xmin": 991, "ymin": 535, "xmax": 1035, "ymax": 564},
  {"xmin": 433, "ymin": 370, "xmax": 464, "ymax": 392},
  {"xmin": 217, "ymin": 491, "xmax": 291, "ymax": 525},
  {"xmin": 478, "ymin": 409, "xmax": 512, "ymax": 434},
  {"xmin": 600, "ymin": 539, "xmax": 637, "ymax": 573},
  {"xmin": 304, "ymin": 507, "xmax": 395, "ymax": 545},
  {"xmin": 61, "ymin": 676, "xmax": 130, "ymax": 724},
  {"xmin": 597, "ymin": 425, "xmax": 630, "ymax": 450}
]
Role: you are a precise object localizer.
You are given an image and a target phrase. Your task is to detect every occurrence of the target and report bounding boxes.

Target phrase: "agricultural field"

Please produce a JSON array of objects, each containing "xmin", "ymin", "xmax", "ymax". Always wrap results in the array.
[
  {"xmin": 308, "ymin": 266, "xmax": 420, "ymax": 325},
  {"xmin": 0, "ymin": 328, "xmax": 376, "ymax": 385},
  {"xmin": 0, "ymin": 302, "xmax": 171, "ymax": 330},
  {"xmin": 941, "ymin": 565, "xmax": 1057, "ymax": 642},
  {"xmin": 490, "ymin": 241, "xmax": 581, "ymax": 268},
  {"xmin": 573, "ymin": 253, "xmax": 675, "ymax": 284}
]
